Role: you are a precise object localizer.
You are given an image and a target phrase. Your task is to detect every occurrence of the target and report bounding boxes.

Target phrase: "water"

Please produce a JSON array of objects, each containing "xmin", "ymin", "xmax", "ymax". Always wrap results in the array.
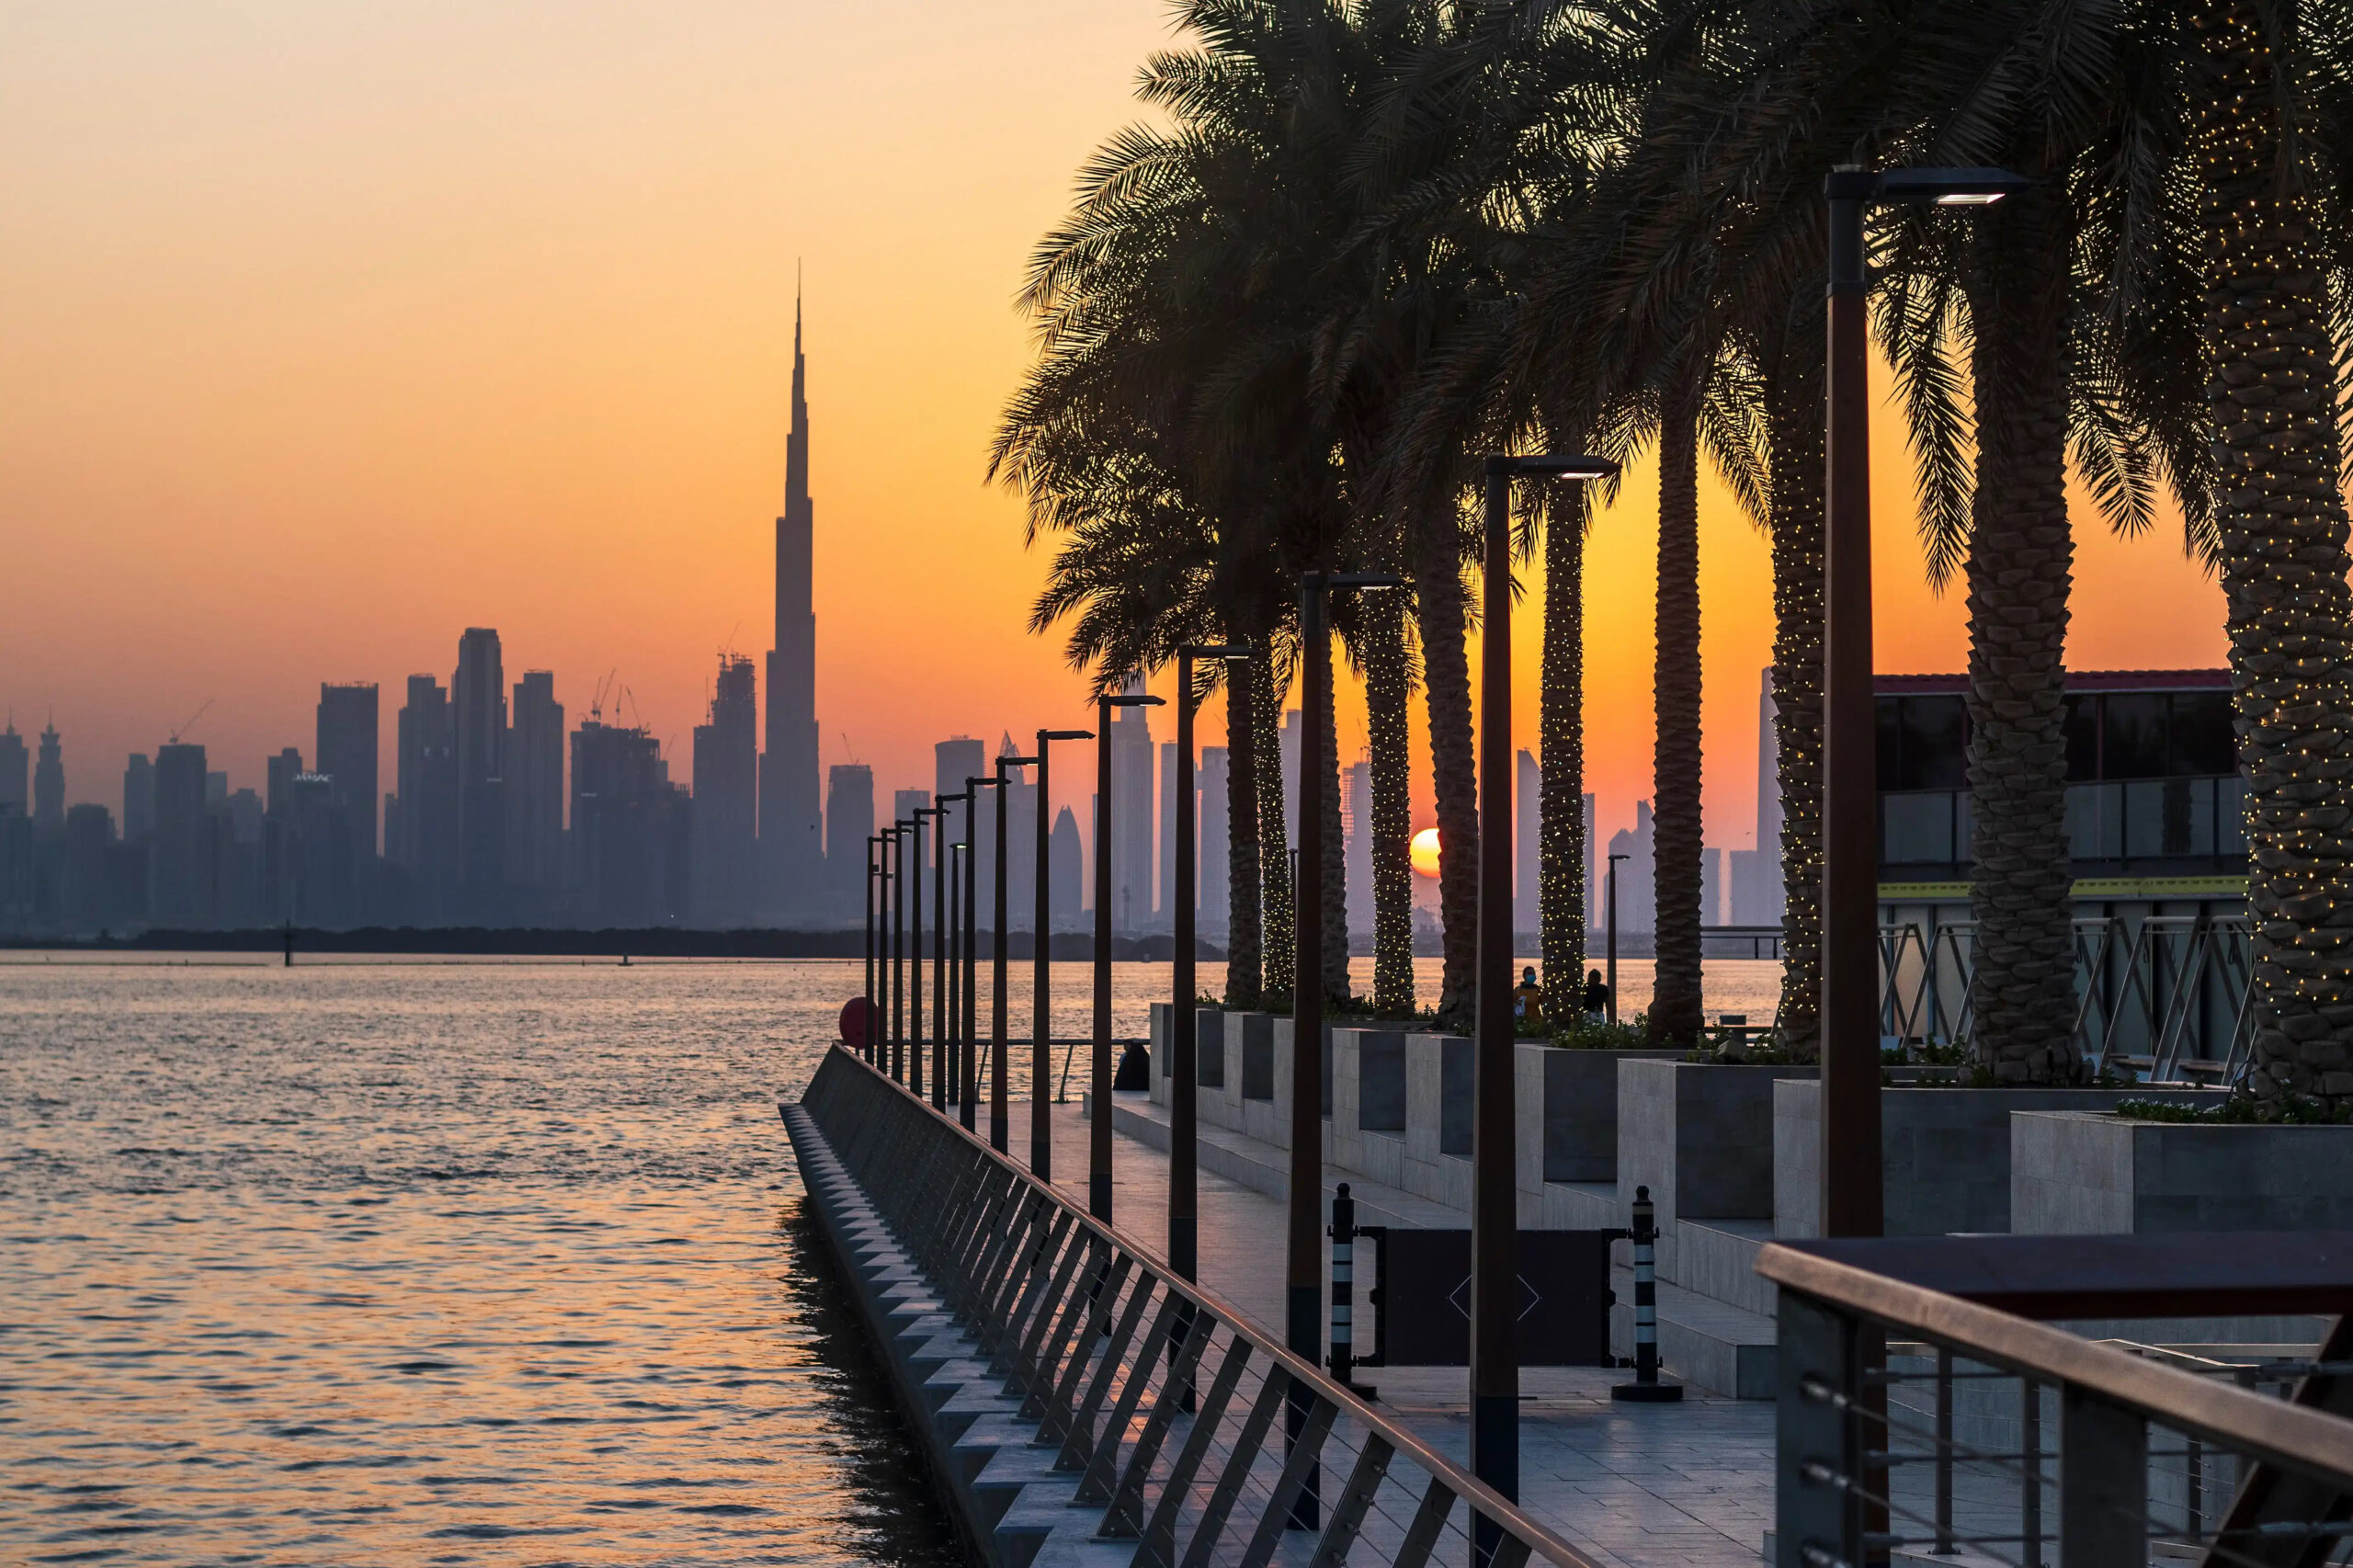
[{"xmin": 0, "ymin": 951, "xmax": 1783, "ymax": 1565}]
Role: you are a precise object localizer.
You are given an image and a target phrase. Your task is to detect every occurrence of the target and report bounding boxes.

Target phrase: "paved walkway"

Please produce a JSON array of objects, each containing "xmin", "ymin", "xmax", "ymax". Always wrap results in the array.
[{"xmin": 996, "ymin": 1096, "xmax": 1774, "ymax": 1568}]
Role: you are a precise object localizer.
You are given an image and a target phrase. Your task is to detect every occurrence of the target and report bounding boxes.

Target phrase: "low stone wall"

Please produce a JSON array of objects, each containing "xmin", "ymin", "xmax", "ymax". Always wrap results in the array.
[
  {"xmin": 1619, "ymin": 1060, "xmax": 1815, "ymax": 1228},
  {"xmin": 2013, "ymin": 1110, "xmax": 2353, "ymax": 1233},
  {"xmin": 1774, "ymin": 1083, "xmax": 2222, "ymax": 1237}
]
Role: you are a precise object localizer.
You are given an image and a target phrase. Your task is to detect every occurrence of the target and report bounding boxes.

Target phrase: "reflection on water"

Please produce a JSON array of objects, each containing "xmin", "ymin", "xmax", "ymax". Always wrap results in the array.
[
  {"xmin": 0, "ymin": 951, "xmax": 1785, "ymax": 1563},
  {"xmin": 0, "ymin": 958, "xmax": 967, "ymax": 1566}
]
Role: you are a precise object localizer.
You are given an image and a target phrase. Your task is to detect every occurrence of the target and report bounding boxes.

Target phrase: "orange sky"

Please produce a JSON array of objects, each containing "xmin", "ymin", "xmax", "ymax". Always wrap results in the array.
[{"xmin": 0, "ymin": 1, "xmax": 2229, "ymax": 854}]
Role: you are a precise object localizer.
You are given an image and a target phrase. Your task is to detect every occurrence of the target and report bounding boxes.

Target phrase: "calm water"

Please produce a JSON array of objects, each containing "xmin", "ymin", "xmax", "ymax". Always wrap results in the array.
[{"xmin": 0, "ymin": 952, "xmax": 1779, "ymax": 1565}]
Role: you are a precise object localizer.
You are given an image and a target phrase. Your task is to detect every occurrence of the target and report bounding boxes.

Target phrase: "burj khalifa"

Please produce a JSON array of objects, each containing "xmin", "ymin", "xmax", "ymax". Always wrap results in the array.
[{"xmin": 760, "ymin": 289, "xmax": 823, "ymax": 922}]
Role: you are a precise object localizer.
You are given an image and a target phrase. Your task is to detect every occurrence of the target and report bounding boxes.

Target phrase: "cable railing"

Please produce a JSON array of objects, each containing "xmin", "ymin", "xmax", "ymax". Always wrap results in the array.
[
  {"xmin": 796, "ymin": 1042, "xmax": 1607, "ymax": 1568},
  {"xmin": 1758, "ymin": 1232, "xmax": 2353, "ymax": 1568}
]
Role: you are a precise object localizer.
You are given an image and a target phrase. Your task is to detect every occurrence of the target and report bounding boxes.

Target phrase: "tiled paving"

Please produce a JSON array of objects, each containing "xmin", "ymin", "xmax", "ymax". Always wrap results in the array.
[{"xmin": 997, "ymin": 1095, "xmax": 1775, "ymax": 1568}]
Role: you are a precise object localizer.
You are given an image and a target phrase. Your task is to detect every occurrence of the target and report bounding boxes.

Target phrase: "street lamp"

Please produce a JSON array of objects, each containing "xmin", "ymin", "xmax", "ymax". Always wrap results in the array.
[
  {"xmin": 1170, "ymin": 643, "xmax": 1250, "ymax": 1284},
  {"xmin": 865, "ymin": 835, "xmax": 882, "ymax": 1062},
  {"xmin": 884, "ymin": 824, "xmax": 905, "ymax": 1083},
  {"xmin": 963, "ymin": 774, "xmax": 999, "ymax": 1135},
  {"xmin": 1607, "ymin": 851, "xmax": 1629, "ymax": 1027},
  {"xmin": 1035, "ymin": 728, "xmax": 1093, "ymax": 1178},
  {"xmin": 1822, "ymin": 165, "xmax": 2025, "ymax": 1241},
  {"xmin": 911, "ymin": 805, "xmax": 939, "ymax": 1102},
  {"xmin": 933, "ymin": 794, "xmax": 967, "ymax": 1114},
  {"xmin": 1288, "ymin": 574, "xmax": 1401, "ymax": 1392},
  {"xmin": 1472, "ymin": 453, "xmax": 1617, "ymax": 1529},
  {"xmin": 993, "ymin": 753, "xmax": 1039, "ymax": 1154},
  {"xmin": 1093, "ymin": 688, "xmax": 1165, "ymax": 1222}
]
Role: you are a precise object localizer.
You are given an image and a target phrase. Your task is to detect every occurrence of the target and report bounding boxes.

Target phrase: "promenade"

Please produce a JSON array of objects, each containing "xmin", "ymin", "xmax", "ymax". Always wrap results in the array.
[{"xmin": 1016, "ymin": 1094, "xmax": 1776, "ymax": 1568}]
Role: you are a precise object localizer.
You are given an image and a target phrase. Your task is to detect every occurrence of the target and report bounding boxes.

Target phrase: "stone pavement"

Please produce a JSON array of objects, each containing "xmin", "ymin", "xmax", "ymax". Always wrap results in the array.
[{"xmin": 995, "ymin": 1094, "xmax": 1775, "ymax": 1568}]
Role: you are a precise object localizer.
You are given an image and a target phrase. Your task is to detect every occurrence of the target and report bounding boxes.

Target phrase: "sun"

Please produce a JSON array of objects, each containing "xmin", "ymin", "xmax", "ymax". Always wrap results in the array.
[{"xmin": 1410, "ymin": 828, "xmax": 1442, "ymax": 880}]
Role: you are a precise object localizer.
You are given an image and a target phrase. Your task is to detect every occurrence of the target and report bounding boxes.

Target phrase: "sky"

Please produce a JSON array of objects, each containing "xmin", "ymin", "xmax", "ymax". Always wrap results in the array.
[{"xmin": 0, "ymin": 0, "xmax": 2231, "ymax": 857}]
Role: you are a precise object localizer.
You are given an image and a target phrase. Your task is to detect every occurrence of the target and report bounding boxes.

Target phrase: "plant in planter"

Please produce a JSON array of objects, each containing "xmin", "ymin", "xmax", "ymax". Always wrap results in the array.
[{"xmin": 1552, "ymin": 1015, "xmax": 1651, "ymax": 1050}]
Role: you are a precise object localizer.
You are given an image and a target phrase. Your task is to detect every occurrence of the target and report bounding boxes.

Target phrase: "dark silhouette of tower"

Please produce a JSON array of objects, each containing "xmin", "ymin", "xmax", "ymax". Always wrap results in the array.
[
  {"xmin": 693, "ymin": 654, "xmax": 758, "ymax": 925},
  {"xmin": 315, "ymin": 684, "xmax": 379, "ymax": 870},
  {"xmin": 760, "ymin": 286, "xmax": 823, "ymax": 925},
  {"xmin": 150, "ymin": 742, "xmax": 210, "ymax": 925},
  {"xmin": 33, "ymin": 722, "xmax": 63, "ymax": 839},
  {"xmin": 824, "ymin": 763, "xmax": 874, "ymax": 920},
  {"xmin": 506, "ymin": 670, "xmax": 565, "ymax": 903},
  {"xmin": 452, "ymin": 629, "xmax": 506, "ymax": 920},
  {"xmin": 392, "ymin": 676, "xmax": 459, "ymax": 920},
  {"xmin": 0, "ymin": 722, "xmax": 26, "ymax": 819}
]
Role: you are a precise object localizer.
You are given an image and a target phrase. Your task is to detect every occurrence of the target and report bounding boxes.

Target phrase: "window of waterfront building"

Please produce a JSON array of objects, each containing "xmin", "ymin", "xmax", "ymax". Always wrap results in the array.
[
  {"xmin": 2169, "ymin": 691, "xmax": 2234, "ymax": 776},
  {"xmin": 2103, "ymin": 693, "xmax": 2168, "ymax": 779}
]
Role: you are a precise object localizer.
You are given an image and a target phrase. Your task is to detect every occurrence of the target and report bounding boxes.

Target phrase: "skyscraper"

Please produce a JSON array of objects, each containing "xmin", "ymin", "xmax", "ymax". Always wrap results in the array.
[
  {"xmin": 392, "ymin": 675, "xmax": 458, "ymax": 919},
  {"xmin": 1730, "ymin": 668, "xmax": 1785, "ymax": 927},
  {"xmin": 1110, "ymin": 677, "xmax": 1154, "ymax": 935},
  {"xmin": 267, "ymin": 747, "xmax": 304, "ymax": 816},
  {"xmin": 122, "ymin": 753, "xmax": 154, "ymax": 841},
  {"xmin": 1606, "ymin": 801, "xmax": 1657, "ymax": 936},
  {"xmin": 572, "ymin": 719, "xmax": 683, "ymax": 925},
  {"xmin": 935, "ymin": 737, "xmax": 985, "ymax": 857},
  {"xmin": 150, "ymin": 742, "xmax": 210, "ymax": 926},
  {"xmin": 1343, "ymin": 757, "xmax": 1372, "ymax": 938},
  {"xmin": 1514, "ymin": 748, "xmax": 1540, "ymax": 941},
  {"xmin": 1049, "ymin": 805, "xmax": 1083, "ymax": 931},
  {"xmin": 33, "ymin": 722, "xmax": 63, "ymax": 838},
  {"xmin": 506, "ymin": 670, "xmax": 565, "ymax": 900},
  {"xmin": 315, "ymin": 683, "xmax": 379, "ymax": 868},
  {"xmin": 824, "ymin": 764, "xmax": 875, "ymax": 922},
  {"xmin": 1198, "ymin": 745, "xmax": 1229, "ymax": 938},
  {"xmin": 1583, "ymin": 792, "xmax": 1597, "ymax": 933},
  {"xmin": 0, "ymin": 722, "xmax": 26, "ymax": 818},
  {"xmin": 452, "ymin": 630, "xmax": 506, "ymax": 917},
  {"xmin": 892, "ymin": 790, "xmax": 931, "ymax": 875},
  {"xmin": 761, "ymin": 289, "xmax": 824, "ymax": 924},
  {"xmin": 692, "ymin": 655, "xmax": 759, "ymax": 926}
]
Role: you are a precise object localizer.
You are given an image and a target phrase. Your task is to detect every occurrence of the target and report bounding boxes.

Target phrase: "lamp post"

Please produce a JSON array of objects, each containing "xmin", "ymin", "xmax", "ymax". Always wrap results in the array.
[
  {"xmin": 1170, "ymin": 643, "xmax": 1249, "ymax": 1283},
  {"xmin": 933, "ymin": 794, "xmax": 966, "ymax": 1114},
  {"xmin": 910, "ymin": 806, "xmax": 937, "ymax": 1101},
  {"xmin": 963, "ymin": 775, "xmax": 997, "ymax": 1134},
  {"xmin": 880, "ymin": 828, "xmax": 898, "ymax": 1075},
  {"xmin": 888, "ymin": 824, "xmax": 907, "ymax": 1084},
  {"xmin": 993, "ymin": 754, "xmax": 1037, "ymax": 1154},
  {"xmin": 1287, "ymin": 577, "xmax": 1399, "ymax": 1385},
  {"xmin": 1472, "ymin": 454, "xmax": 1617, "ymax": 1534},
  {"xmin": 1607, "ymin": 852, "xmax": 1628, "ymax": 1027},
  {"xmin": 1035, "ymin": 728, "xmax": 1092, "ymax": 1178},
  {"xmin": 864, "ymin": 835, "xmax": 881, "ymax": 1061},
  {"xmin": 1821, "ymin": 165, "xmax": 2023, "ymax": 1240},
  {"xmin": 1092, "ymin": 688, "xmax": 1165, "ymax": 1222}
]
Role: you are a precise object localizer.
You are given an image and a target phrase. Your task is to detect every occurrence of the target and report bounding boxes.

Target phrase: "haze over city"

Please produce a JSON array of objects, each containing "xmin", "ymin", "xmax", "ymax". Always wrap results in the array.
[{"xmin": 2, "ymin": 0, "xmax": 2227, "ymax": 893}]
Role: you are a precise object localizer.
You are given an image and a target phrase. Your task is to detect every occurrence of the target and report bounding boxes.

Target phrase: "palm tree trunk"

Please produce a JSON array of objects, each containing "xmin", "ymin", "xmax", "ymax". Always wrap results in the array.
[
  {"xmin": 1224, "ymin": 648, "xmax": 1263, "ymax": 1007},
  {"xmin": 1253, "ymin": 643, "xmax": 1296, "ymax": 1001},
  {"xmin": 1540, "ymin": 483, "xmax": 1588, "ymax": 1006},
  {"xmin": 1320, "ymin": 642, "xmax": 1350, "ymax": 1006},
  {"xmin": 1963, "ymin": 182, "xmax": 2078, "ymax": 1083},
  {"xmin": 2193, "ymin": 2, "xmax": 2353, "ymax": 1106},
  {"xmin": 1650, "ymin": 401, "xmax": 1706, "ymax": 1044},
  {"xmin": 1767, "ymin": 344, "xmax": 1824, "ymax": 1061},
  {"xmin": 1366, "ymin": 593, "xmax": 1415, "ymax": 1015},
  {"xmin": 1415, "ymin": 507, "xmax": 1480, "ymax": 1030}
]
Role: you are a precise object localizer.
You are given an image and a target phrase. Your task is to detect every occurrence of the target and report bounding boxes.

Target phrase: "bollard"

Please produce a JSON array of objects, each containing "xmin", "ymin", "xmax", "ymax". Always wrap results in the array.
[
  {"xmin": 1326, "ymin": 1182, "xmax": 1374, "ymax": 1399},
  {"xmin": 1611, "ymin": 1184, "xmax": 1682, "ymax": 1403}
]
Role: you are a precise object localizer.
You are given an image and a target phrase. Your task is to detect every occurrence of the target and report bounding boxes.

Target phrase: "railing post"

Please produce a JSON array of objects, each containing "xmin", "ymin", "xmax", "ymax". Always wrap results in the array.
[
  {"xmin": 1777, "ymin": 1289, "xmax": 1864, "ymax": 1568},
  {"xmin": 2060, "ymin": 1383, "xmax": 2146, "ymax": 1568},
  {"xmin": 1935, "ymin": 1346, "xmax": 1954, "ymax": 1554}
]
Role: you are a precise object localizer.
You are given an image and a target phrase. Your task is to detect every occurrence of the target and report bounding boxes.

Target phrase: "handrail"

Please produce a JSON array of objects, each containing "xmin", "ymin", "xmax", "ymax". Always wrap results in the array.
[
  {"xmin": 817, "ymin": 1041, "xmax": 1609, "ymax": 1568},
  {"xmin": 1757, "ymin": 1238, "xmax": 2353, "ymax": 1482}
]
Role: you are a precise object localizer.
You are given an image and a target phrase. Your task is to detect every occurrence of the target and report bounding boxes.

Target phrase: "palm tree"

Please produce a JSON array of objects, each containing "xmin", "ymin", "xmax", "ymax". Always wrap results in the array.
[{"xmin": 1538, "ymin": 478, "xmax": 1588, "ymax": 1006}]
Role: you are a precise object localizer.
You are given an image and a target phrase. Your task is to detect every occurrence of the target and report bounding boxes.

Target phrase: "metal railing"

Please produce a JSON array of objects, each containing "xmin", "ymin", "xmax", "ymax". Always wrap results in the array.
[
  {"xmin": 798, "ymin": 1043, "xmax": 1605, "ymax": 1568},
  {"xmin": 1760, "ymin": 1233, "xmax": 2353, "ymax": 1568}
]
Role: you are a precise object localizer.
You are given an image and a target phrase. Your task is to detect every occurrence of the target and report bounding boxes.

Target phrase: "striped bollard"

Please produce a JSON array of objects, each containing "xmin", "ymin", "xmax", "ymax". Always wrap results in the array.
[
  {"xmin": 1611, "ymin": 1184, "xmax": 1682, "ymax": 1403},
  {"xmin": 1327, "ymin": 1183, "xmax": 1373, "ymax": 1398}
]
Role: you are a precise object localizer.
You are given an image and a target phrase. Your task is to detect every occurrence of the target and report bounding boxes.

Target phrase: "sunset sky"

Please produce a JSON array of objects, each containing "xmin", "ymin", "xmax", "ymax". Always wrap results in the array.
[{"xmin": 1, "ymin": 1, "xmax": 2230, "ymax": 858}]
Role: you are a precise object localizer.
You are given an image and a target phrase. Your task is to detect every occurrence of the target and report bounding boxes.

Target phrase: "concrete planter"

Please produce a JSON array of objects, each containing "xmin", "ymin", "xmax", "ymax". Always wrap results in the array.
[
  {"xmin": 1774, "ymin": 1083, "xmax": 2222, "ymax": 1238},
  {"xmin": 1148, "ymin": 1002, "xmax": 1224, "ymax": 1108},
  {"xmin": 2014, "ymin": 1110, "xmax": 2353, "ymax": 1234},
  {"xmin": 1618, "ymin": 1060, "xmax": 1817, "ymax": 1227},
  {"xmin": 1521, "ymin": 1046, "xmax": 1683, "ymax": 1186}
]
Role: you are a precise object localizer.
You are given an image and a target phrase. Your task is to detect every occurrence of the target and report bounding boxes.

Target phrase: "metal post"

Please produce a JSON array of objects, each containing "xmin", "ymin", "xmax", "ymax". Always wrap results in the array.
[
  {"xmin": 1094, "ymin": 698, "xmax": 1117, "ymax": 1222},
  {"xmin": 892, "ymin": 825, "xmax": 908, "ymax": 1085},
  {"xmin": 934, "ymin": 800, "xmax": 955, "ymax": 1112},
  {"xmin": 1328, "ymin": 1181, "xmax": 1368, "ymax": 1396},
  {"xmin": 1608, "ymin": 853, "xmax": 1626, "ymax": 1026},
  {"xmin": 993, "ymin": 756, "xmax": 1028, "ymax": 1154},
  {"xmin": 1471, "ymin": 468, "xmax": 1519, "ymax": 1535},
  {"xmin": 1035, "ymin": 731, "xmax": 1056, "ymax": 1178},
  {"xmin": 1822, "ymin": 168, "xmax": 1883, "ymax": 1241},
  {"xmin": 910, "ymin": 809, "xmax": 927, "ymax": 1100},
  {"xmin": 1612, "ymin": 1186, "xmax": 1680, "ymax": 1401},
  {"xmin": 863, "ymin": 837, "xmax": 877, "ymax": 1060},
  {"xmin": 954, "ymin": 840, "xmax": 972, "ymax": 1128},
  {"xmin": 1291, "ymin": 574, "xmax": 1329, "ymax": 1394},
  {"xmin": 963, "ymin": 776, "xmax": 991, "ymax": 1135},
  {"xmin": 1935, "ymin": 1346, "xmax": 1954, "ymax": 1553},
  {"xmin": 1174, "ymin": 650, "xmax": 1202, "ymax": 1282}
]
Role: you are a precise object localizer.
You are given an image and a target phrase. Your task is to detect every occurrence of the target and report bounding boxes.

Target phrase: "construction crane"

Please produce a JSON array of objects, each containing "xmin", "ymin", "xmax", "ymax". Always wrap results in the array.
[{"xmin": 169, "ymin": 699, "xmax": 213, "ymax": 744}]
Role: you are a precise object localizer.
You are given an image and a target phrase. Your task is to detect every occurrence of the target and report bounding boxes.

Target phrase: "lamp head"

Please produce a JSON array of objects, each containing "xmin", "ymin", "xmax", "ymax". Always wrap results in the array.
[
  {"xmin": 1872, "ymin": 165, "xmax": 2029, "ymax": 205},
  {"xmin": 1328, "ymin": 572, "xmax": 1405, "ymax": 591},
  {"xmin": 1104, "ymin": 694, "xmax": 1165, "ymax": 709},
  {"xmin": 1483, "ymin": 453, "xmax": 1619, "ymax": 481},
  {"xmin": 1040, "ymin": 728, "xmax": 1094, "ymax": 743},
  {"xmin": 998, "ymin": 753, "xmax": 1040, "ymax": 767},
  {"xmin": 1179, "ymin": 642, "xmax": 1252, "ymax": 659},
  {"xmin": 968, "ymin": 776, "xmax": 998, "ymax": 791}
]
